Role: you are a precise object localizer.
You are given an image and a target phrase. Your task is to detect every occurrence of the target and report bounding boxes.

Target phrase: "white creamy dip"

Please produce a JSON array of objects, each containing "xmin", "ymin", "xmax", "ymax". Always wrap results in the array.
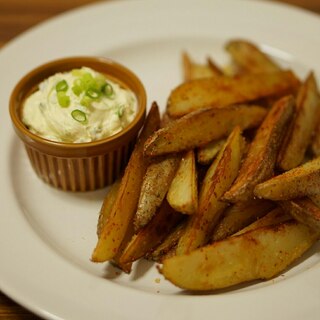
[{"xmin": 22, "ymin": 67, "xmax": 137, "ymax": 143}]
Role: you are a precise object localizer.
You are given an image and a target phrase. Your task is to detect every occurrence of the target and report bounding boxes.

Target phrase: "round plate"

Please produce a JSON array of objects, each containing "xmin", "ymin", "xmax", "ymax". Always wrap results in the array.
[{"xmin": 0, "ymin": 1, "xmax": 319, "ymax": 319}]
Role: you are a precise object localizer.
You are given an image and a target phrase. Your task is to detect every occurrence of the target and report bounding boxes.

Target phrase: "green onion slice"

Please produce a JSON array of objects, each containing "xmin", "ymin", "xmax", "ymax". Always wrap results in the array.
[
  {"xmin": 86, "ymin": 88, "xmax": 101, "ymax": 99},
  {"xmin": 57, "ymin": 91, "xmax": 70, "ymax": 108},
  {"xmin": 102, "ymin": 83, "xmax": 114, "ymax": 97},
  {"xmin": 56, "ymin": 80, "xmax": 68, "ymax": 92},
  {"xmin": 71, "ymin": 109, "xmax": 87, "ymax": 123}
]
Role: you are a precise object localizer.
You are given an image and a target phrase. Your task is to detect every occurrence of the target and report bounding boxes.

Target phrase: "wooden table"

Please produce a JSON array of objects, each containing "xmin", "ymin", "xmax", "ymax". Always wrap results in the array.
[{"xmin": 0, "ymin": 0, "xmax": 319, "ymax": 318}]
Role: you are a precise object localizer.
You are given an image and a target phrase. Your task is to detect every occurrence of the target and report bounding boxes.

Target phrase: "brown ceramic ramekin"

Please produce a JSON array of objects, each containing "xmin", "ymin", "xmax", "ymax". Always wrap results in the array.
[{"xmin": 9, "ymin": 57, "xmax": 146, "ymax": 191}]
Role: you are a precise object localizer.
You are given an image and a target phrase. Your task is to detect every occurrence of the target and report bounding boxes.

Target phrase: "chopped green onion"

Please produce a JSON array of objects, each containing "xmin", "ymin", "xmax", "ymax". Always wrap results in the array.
[
  {"xmin": 57, "ymin": 91, "xmax": 70, "ymax": 108},
  {"xmin": 71, "ymin": 109, "xmax": 87, "ymax": 123},
  {"xmin": 71, "ymin": 69, "xmax": 83, "ymax": 77},
  {"xmin": 80, "ymin": 95, "xmax": 92, "ymax": 107},
  {"xmin": 116, "ymin": 105, "xmax": 124, "ymax": 118},
  {"xmin": 86, "ymin": 88, "xmax": 101, "ymax": 99},
  {"xmin": 102, "ymin": 82, "xmax": 114, "ymax": 97},
  {"xmin": 56, "ymin": 80, "xmax": 68, "ymax": 92}
]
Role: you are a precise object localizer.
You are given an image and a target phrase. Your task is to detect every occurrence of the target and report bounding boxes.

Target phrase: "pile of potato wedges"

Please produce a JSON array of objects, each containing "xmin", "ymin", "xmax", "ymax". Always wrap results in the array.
[{"xmin": 91, "ymin": 39, "xmax": 320, "ymax": 291}]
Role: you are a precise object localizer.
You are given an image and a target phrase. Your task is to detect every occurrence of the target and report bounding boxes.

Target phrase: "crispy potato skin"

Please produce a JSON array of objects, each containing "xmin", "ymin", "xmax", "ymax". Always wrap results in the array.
[
  {"xmin": 225, "ymin": 39, "xmax": 280, "ymax": 74},
  {"xmin": 278, "ymin": 73, "xmax": 320, "ymax": 170},
  {"xmin": 97, "ymin": 180, "xmax": 121, "ymax": 238},
  {"xmin": 144, "ymin": 105, "xmax": 266, "ymax": 156},
  {"xmin": 167, "ymin": 150, "xmax": 198, "ymax": 215},
  {"xmin": 280, "ymin": 198, "xmax": 320, "ymax": 232},
  {"xmin": 234, "ymin": 207, "xmax": 291, "ymax": 236},
  {"xmin": 148, "ymin": 221, "xmax": 186, "ymax": 262},
  {"xmin": 167, "ymin": 71, "xmax": 299, "ymax": 118},
  {"xmin": 254, "ymin": 157, "xmax": 320, "ymax": 201},
  {"xmin": 134, "ymin": 154, "xmax": 180, "ymax": 230},
  {"xmin": 211, "ymin": 200, "xmax": 275, "ymax": 242},
  {"xmin": 176, "ymin": 127, "xmax": 244, "ymax": 255},
  {"xmin": 182, "ymin": 52, "xmax": 222, "ymax": 81},
  {"xmin": 197, "ymin": 139, "xmax": 226, "ymax": 165},
  {"xmin": 91, "ymin": 103, "xmax": 160, "ymax": 262},
  {"xmin": 223, "ymin": 95, "xmax": 294, "ymax": 203},
  {"xmin": 119, "ymin": 201, "xmax": 182, "ymax": 264},
  {"xmin": 162, "ymin": 221, "xmax": 319, "ymax": 291}
]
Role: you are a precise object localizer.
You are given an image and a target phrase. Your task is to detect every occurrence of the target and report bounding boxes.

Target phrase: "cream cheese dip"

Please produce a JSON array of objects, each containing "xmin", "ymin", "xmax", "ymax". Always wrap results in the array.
[{"xmin": 22, "ymin": 67, "xmax": 137, "ymax": 143}]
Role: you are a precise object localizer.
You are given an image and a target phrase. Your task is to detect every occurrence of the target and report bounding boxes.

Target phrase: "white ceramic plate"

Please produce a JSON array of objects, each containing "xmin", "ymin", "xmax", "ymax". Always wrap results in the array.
[{"xmin": 1, "ymin": 0, "xmax": 320, "ymax": 319}]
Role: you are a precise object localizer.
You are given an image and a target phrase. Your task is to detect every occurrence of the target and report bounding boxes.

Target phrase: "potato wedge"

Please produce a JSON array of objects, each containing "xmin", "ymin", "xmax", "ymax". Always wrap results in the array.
[
  {"xmin": 234, "ymin": 207, "xmax": 291, "ymax": 236},
  {"xmin": 197, "ymin": 139, "xmax": 226, "ymax": 165},
  {"xmin": 182, "ymin": 52, "xmax": 222, "ymax": 81},
  {"xmin": 225, "ymin": 39, "xmax": 280, "ymax": 74},
  {"xmin": 148, "ymin": 220, "xmax": 186, "ymax": 262},
  {"xmin": 176, "ymin": 126, "xmax": 245, "ymax": 255},
  {"xmin": 211, "ymin": 200, "xmax": 274, "ymax": 242},
  {"xmin": 310, "ymin": 194, "xmax": 320, "ymax": 207},
  {"xmin": 144, "ymin": 104, "xmax": 266, "ymax": 156},
  {"xmin": 223, "ymin": 95, "xmax": 294, "ymax": 203},
  {"xmin": 162, "ymin": 221, "xmax": 319, "ymax": 291},
  {"xmin": 97, "ymin": 180, "xmax": 121, "ymax": 238},
  {"xmin": 91, "ymin": 103, "xmax": 160, "ymax": 262},
  {"xmin": 254, "ymin": 157, "xmax": 320, "ymax": 201},
  {"xmin": 134, "ymin": 154, "xmax": 180, "ymax": 230},
  {"xmin": 167, "ymin": 70, "xmax": 299, "ymax": 118},
  {"xmin": 119, "ymin": 200, "xmax": 182, "ymax": 264},
  {"xmin": 278, "ymin": 73, "xmax": 320, "ymax": 170},
  {"xmin": 280, "ymin": 198, "xmax": 320, "ymax": 232},
  {"xmin": 167, "ymin": 150, "xmax": 198, "ymax": 215}
]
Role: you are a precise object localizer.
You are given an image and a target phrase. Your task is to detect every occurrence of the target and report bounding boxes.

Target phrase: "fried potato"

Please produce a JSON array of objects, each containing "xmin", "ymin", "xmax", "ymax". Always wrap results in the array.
[
  {"xmin": 167, "ymin": 70, "xmax": 299, "ymax": 118},
  {"xmin": 223, "ymin": 95, "xmax": 294, "ymax": 203},
  {"xmin": 182, "ymin": 52, "xmax": 222, "ymax": 81},
  {"xmin": 280, "ymin": 198, "xmax": 320, "ymax": 232},
  {"xmin": 162, "ymin": 221, "xmax": 319, "ymax": 291},
  {"xmin": 91, "ymin": 103, "xmax": 160, "ymax": 262},
  {"xmin": 97, "ymin": 180, "xmax": 121, "ymax": 238},
  {"xmin": 197, "ymin": 139, "xmax": 226, "ymax": 165},
  {"xmin": 167, "ymin": 150, "xmax": 198, "ymax": 215},
  {"xmin": 278, "ymin": 73, "xmax": 320, "ymax": 170},
  {"xmin": 211, "ymin": 200, "xmax": 274, "ymax": 242},
  {"xmin": 234, "ymin": 207, "xmax": 291, "ymax": 236},
  {"xmin": 144, "ymin": 104, "xmax": 266, "ymax": 156},
  {"xmin": 134, "ymin": 154, "xmax": 180, "ymax": 230},
  {"xmin": 254, "ymin": 157, "xmax": 320, "ymax": 201},
  {"xmin": 176, "ymin": 126, "xmax": 245, "ymax": 255},
  {"xmin": 310, "ymin": 194, "xmax": 320, "ymax": 207},
  {"xmin": 119, "ymin": 200, "xmax": 182, "ymax": 264},
  {"xmin": 148, "ymin": 220, "xmax": 187, "ymax": 262},
  {"xmin": 225, "ymin": 39, "xmax": 281, "ymax": 74}
]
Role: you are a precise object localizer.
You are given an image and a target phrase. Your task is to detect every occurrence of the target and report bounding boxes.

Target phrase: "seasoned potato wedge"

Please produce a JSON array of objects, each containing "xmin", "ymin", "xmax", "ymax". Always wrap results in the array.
[
  {"xmin": 148, "ymin": 220, "xmax": 187, "ymax": 262},
  {"xmin": 182, "ymin": 52, "xmax": 222, "ymax": 81},
  {"xmin": 176, "ymin": 127, "xmax": 245, "ymax": 255},
  {"xmin": 225, "ymin": 39, "xmax": 280, "ymax": 74},
  {"xmin": 280, "ymin": 198, "xmax": 320, "ymax": 232},
  {"xmin": 278, "ymin": 73, "xmax": 320, "ymax": 170},
  {"xmin": 162, "ymin": 221, "xmax": 319, "ymax": 291},
  {"xmin": 310, "ymin": 194, "xmax": 320, "ymax": 207},
  {"xmin": 234, "ymin": 207, "xmax": 291, "ymax": 236},
  {"xmin": 167, "ymin": 150, "xmax": 198, "ymax": 215},
  {"xmin": 91, "ymin": 103, "xmax": 160, "ymax": 262},
  {"xmin": 134, "ymin": 154, "xmax": 180, "ymax": 230},
  {"xmin": 254, "ymin": 157, "xmax": 320, "ymax": 201},
  {"xmin": 211, "ymin": 200, "xmax": 274, "ymax": 242},
  {"xmin": 167, "ymin": 70, "xmax": 299, "ymax": 118},
  {"xmin": 119, "ymin": 201, "xmax": 182, "ymax": 264},
  {"xmin": 144, "ymin": 104, "xmax": 266, "ymax": 156},
  {"xmin": 197, "ymin": 139, "xmax": 226, "ymax": 165},
  {"xmin": 223, "ymin": 95, "xmax": 294, "ymax": 203},
  {"xmin": 97, "ymin": 180, "xmax": 121, "ymax": 238}
]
